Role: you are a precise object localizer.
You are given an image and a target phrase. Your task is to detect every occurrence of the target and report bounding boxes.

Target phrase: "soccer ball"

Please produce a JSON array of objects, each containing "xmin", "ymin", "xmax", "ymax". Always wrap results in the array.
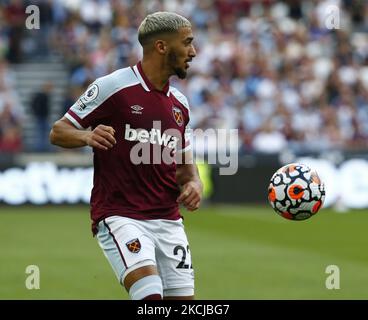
[{"xmin": 268, "ymin": 163, "xmax": 325, "ymax": 220}]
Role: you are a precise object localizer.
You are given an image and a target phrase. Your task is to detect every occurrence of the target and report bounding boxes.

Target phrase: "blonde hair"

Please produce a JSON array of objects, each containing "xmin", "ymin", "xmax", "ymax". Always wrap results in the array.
[{"xmin": 138, "ymin": 12, "xmax": 191, "ymax": 46}]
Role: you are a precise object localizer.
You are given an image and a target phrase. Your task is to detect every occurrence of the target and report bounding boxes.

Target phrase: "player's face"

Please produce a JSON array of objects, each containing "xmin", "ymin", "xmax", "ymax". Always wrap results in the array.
[{"xmin": 167, "ymin": 27, "xmax": 196, "ymax": 79}]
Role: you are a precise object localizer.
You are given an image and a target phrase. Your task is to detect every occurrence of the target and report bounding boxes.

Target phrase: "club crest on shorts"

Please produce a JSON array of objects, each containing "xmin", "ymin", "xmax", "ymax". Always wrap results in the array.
[
  {"xmin": 126, "ymin": 238, "xmax": 141, "ymax": 253},
  {"xmin": 172, "ymin": 106, "xmax": 183, "ymax": 127}
]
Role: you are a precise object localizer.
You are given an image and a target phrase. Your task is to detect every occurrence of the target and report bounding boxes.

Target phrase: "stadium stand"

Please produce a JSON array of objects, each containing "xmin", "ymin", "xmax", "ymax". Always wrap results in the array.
[{"xmin": 1, "ymin": 0, "xmax": 368, "ymax": 153}]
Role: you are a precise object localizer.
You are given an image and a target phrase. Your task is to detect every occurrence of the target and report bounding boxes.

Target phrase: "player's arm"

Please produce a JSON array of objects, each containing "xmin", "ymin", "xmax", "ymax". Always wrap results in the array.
[
  {"xmin": 49, "ymin": 116, "xmax": 116, "ymax": 150},
  {"xmin": 176, "ymin": 151, "xmax": 203, "ymax": 211}
]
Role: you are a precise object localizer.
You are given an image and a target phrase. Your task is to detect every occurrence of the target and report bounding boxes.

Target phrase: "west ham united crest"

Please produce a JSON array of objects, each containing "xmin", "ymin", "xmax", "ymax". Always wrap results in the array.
[
  {"xmin": 172, "ymin": 106, "xmax": 183, "ymax": 127},
  {"xmin": 126, "ymin": 238, "xmax": 141, "ymax": 253}
]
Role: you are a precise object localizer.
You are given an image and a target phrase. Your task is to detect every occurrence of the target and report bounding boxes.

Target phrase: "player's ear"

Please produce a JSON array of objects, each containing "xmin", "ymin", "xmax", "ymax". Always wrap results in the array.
[{"xmin": 155, "ymin": 39, "xmax": 167, "ymax": 55}]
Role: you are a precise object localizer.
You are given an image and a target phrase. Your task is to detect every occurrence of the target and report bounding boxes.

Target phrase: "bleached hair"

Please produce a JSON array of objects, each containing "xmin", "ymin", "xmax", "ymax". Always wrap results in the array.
[{"xmin": 138, "ymin": 11, "xmax": 191, "ymax": 46}]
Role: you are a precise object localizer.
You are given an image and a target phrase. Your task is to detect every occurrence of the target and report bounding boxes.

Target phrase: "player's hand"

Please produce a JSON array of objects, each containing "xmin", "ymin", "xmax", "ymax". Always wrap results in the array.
[
  {"xmin": 177, "ymin": 180, "xmax": 203, "ymax": 211},
  {"xmin": 85, "ymin": 125, "xmax": 116, "ymax": 150}
]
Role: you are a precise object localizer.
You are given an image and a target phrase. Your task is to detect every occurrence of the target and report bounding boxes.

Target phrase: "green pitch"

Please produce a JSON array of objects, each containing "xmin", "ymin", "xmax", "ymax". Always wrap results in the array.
[{"xmin": 1, "ymin": 205, "xmax": 367, "ymax": 299}]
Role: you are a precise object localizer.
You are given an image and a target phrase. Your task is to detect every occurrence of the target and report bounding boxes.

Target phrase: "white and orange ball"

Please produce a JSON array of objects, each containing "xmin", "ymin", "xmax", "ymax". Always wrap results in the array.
[{"xmin": 268, "ymin": 163, "xmax": 325, "ymax": 220}]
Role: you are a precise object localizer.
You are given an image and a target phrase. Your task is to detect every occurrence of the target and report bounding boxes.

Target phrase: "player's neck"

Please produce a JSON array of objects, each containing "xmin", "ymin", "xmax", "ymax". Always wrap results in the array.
[{"xmin": 140, "ymin": 58, "xmax": 170, "ymax": 91}]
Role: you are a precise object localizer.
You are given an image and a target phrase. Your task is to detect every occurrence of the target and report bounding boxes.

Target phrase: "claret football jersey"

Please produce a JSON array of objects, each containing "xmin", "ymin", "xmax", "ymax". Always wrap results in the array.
[{"xmin": 65, "ymin": 62, "xmax": 191, "ymax": 234}]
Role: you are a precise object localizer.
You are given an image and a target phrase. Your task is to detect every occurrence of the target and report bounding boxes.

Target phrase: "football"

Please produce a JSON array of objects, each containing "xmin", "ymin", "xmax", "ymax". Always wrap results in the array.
[{"xmin": 268, "ymin": 163, "xmax": 326, "ymax": 220}]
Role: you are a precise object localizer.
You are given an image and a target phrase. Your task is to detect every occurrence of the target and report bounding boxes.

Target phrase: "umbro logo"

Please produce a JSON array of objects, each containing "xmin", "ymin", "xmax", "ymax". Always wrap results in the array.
[{"xmin": 130, "ymin": 105, "xmax": 144, "ymax": 114}]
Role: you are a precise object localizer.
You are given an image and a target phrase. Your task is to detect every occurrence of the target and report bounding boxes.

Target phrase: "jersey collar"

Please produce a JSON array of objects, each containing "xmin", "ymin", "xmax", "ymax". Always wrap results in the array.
[{"xmin": 133, "ymin": 61, "xmax": 170, "ymax": 96}]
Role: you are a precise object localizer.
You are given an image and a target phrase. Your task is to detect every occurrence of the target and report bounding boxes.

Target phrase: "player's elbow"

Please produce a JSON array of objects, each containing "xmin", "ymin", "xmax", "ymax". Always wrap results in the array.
[
  {"xmin": 49, "ymin": 126, "xmax": 56, "ymax": 145},
  {"xmin": 49, "ymin": 121, "xmax": 61, "ymax": 146}
]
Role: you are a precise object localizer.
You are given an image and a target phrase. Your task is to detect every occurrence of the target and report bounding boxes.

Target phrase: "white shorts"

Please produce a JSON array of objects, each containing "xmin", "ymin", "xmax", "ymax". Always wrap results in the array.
[{"xmin": 96, "ymin": 216, "xmax": 194, "ymax": 296}]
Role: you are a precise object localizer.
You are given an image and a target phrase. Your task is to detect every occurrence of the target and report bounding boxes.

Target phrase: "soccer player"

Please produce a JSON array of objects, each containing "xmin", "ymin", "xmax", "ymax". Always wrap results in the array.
[{"xmin": 49, "ymin": 12, "xmax": 202, "ymax": 300}]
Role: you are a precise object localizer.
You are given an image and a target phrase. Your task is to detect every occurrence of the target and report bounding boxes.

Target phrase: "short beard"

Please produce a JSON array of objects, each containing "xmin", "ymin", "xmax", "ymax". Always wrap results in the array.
[
  {"xmin": 168, "ymin": 51, "xmax": 187, "ymax": 79},
  {"xmin": 174, "ymin": 67, "xmax": 187, "ymax": 79}
]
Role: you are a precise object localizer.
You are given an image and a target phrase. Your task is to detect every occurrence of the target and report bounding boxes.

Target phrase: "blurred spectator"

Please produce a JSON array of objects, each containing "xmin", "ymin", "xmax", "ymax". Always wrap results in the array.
[
  {"xmin": 252, "ymin": 119, "xmax": 288, "ymax": 154},
  {"xmin": 30, "ymin": 82, "xmax": 53, "ymax": 152},
  {"xmin": 0, "ymin": 58, "xmax": 23, "ymax": 153},
  {"xmin": 3, "ymin": 0, "xmax": 26, "ymax": 63},
  {"xmin": 1, "ymin": 0, "xmax": 368, "ymax": 154},
  {"xmin": 61, "ymin": 85, "xmax": 84, "ymax": 117},
  {"xmin": 0, "ymin": 102, "xmax": 22, "ymax": 153},
  {"xmin": 80, "ymin": 0, "xmax": 112, "ymax": 31}
]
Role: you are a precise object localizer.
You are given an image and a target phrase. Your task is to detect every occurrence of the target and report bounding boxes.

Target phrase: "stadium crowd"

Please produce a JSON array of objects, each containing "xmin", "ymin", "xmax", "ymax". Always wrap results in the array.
[{"xmin": 1, "ymin": 0, "xmax": 368, "ymax": 154}]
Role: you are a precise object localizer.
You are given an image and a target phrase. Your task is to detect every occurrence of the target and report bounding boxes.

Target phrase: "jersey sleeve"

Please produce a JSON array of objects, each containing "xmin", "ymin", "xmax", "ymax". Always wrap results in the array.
[{"xmin": 65, "ymin": 78, "xmax": 114, "ymax": 129}]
